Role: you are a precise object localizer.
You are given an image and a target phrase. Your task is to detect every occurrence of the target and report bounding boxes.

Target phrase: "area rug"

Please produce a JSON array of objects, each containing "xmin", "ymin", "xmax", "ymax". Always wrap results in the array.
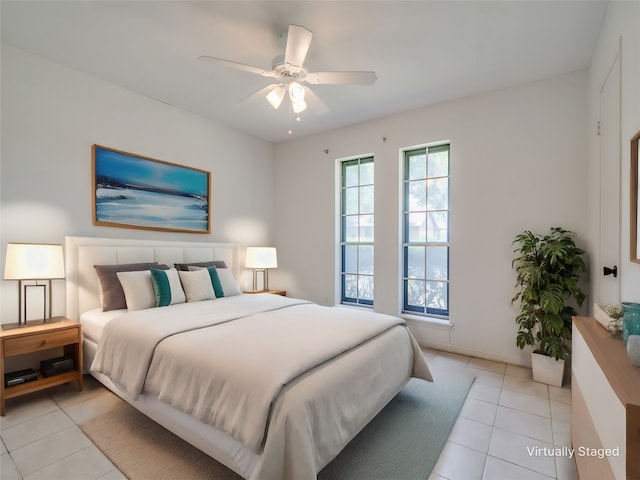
[{"xmin": 80, "ymin": 374, "xmax": 475, "ymax": 480}]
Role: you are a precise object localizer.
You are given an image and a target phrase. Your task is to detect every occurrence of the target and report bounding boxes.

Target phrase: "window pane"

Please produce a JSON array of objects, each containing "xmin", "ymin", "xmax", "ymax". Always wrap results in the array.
[
  {"xmin": 344, "ymin": 245, "xmax": 357, "ymax": 273},
  {"xmin": 359, "ymin": 214, "xmax": 374, "ymax": 242},
  {"xmin": 344, "ymin": 162, "xmax": 359, "ymax": 187},
  {"xmin": 344, "ymin": 188, "xmax": 358, "ymax": 215},
  {"xmin": 402, "ymin": 144, "xmax": 449, "ymax": 317},
  {"xmin": 408, "ymin": 153, "xmax": 426, "ymax": 180},
  {"xmin": 344, "ymin": 215, "xmax": 358, "ymax": 242},
  {"xmin": 340, "ymin": 156, "xmax": 374, "ymax": 308},
  {"xmin": 344, "ymin": 274, "xmax": 358, "ymax": 298},
  {"xmin": 426, "ymin": 246, "xmax": 448, "ymax": 280},
  {"xmin": 358, "ymin": 245, "xmax": 374, "ymax": 274},
  {"xmin": 406, "ymin": 279, "xmax": 425, "ymax": 308},
  {"xmin": 408, "ymin": 180, "xmax": 427, "ymax": 211},
  {"xmin": 426, "ymin": 211, "xmax": 448, "ymax": 242},
  {"xmin": 407, "ymin": 212, "xmax": 427, "ymax": 242},
  {"xmin": 426, "ymin": 281, "xmax": 448, "ymax": 310},
  {"xmin": 358, "ymin": 275, "xmax": 374, "ymax": 302},
  {"xmin": 360, "ymin": 161, "xmax": 374, "ymax": 185},
  {"xmin": 406, "ymin": 246, "xmax": 425, "ymax": 279},
  {"xmin": 360, "ymin": 185, "xmax": 374, "ymax": 214},
  {"xmin": 428, "ymin": 149, "xmax": 449, "ymax": 177},
  {"xmin": 427, "ymin": 178, "xmax": 448, "ymax": 210}
]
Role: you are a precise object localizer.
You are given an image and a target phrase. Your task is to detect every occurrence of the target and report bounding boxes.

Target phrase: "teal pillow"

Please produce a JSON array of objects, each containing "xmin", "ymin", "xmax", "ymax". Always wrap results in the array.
[
  {"xmin": 207, "ymin": 266, "xmax": 225, "ymax": 298},
  {"xmin": 150, "ymin": 268, "xmax": 186, "ymax": 307}
]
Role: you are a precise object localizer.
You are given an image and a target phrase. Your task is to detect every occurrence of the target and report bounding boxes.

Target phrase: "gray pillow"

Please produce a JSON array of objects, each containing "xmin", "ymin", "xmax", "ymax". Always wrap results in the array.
[
  {"xmin": 174, "ymin": 261, "xmax": 227, "ymax": 271},
  {"xmin": 94, "ymin": 262, "xmax": 168, "ymax": 311}
]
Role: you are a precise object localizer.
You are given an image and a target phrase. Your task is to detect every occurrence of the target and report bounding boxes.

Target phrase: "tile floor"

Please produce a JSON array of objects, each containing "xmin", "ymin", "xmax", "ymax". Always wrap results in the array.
[
  {"xmin": 424, "ymin": 349, "xmax": 576, "ymax": 480},
  {"xmin": 0, "ymin": 349, "xmax": 578, "ymax": 480}
]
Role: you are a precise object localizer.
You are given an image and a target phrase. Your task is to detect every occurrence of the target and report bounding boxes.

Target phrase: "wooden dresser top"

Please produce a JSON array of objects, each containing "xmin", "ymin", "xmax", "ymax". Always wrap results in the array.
[{"xmin": 574, "ymin": 316, "xmax": 640, "ymax": 407}]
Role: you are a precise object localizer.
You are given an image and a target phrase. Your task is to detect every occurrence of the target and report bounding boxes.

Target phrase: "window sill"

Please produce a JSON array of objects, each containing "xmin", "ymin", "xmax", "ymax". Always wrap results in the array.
[
  {"xmin": 401, "ymin": 313, "xmax": 453, "ymax": 328},
  {"xmin": 336, "ymin": 302, "xmax": 373, "ymax": 311}
]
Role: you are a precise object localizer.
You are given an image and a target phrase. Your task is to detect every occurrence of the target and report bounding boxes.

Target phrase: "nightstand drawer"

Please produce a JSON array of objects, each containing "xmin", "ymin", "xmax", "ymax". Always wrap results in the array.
[{"xmin": 3, "ymin": 328, "xmax": 79, "ymax": 356}]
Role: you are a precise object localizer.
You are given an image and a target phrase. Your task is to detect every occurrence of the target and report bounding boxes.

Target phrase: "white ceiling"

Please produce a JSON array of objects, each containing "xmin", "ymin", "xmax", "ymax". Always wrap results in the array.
[{"xmin": 1, "ymin": 1, "xmax": 608, "ymax": 143}]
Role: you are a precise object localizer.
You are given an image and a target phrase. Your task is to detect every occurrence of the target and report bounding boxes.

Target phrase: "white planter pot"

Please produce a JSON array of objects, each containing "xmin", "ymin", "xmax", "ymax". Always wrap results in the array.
[{"xmin": 531, "ymin": 352, "xmax": 565, "ymax": 387}]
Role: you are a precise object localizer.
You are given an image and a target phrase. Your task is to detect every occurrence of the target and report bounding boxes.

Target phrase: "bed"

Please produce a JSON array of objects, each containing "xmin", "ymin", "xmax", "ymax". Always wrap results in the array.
[{"xmin": 65, "ymin": 236, "xmax": 432, "ymax": 480}]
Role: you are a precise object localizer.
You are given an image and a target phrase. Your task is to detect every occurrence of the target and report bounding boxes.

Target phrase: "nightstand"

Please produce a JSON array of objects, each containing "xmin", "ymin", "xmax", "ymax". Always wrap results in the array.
[
  {"xmin": 0, "ymin": 318, "xmax": 83, "ymax": 416},
  {"xmin": 244, "ymin": 289, "xmax": 286, "ymax": 296}
]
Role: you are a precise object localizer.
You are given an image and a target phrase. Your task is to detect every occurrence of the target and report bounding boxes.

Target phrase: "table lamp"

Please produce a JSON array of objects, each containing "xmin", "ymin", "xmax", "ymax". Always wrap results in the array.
[
  {"xmin": 245, "ymin": 247, "xmax": 277, "ymax": 292},
  {"xmin": 3, "ymin": 243, "xmax": 65, "ymax": 326}
]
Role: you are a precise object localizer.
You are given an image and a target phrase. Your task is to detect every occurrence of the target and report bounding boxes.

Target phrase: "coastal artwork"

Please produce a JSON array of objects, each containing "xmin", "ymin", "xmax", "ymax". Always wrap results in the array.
[{"xmin": 92, "ymin": 145, "xmax": 210, "ymax": 233}]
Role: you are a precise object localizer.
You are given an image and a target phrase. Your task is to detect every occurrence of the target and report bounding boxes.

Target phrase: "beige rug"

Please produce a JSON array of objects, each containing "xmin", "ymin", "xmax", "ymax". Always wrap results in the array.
[
  {"xmin": 81, "ymin": 400, "xmax": 241, "ymax": 480},
  {"xmin": 80, "ymin": 376, "xmax": 474, "ymax": 480},
  {"xmin": 80, "ymin": 402, "xmax": 242, "ymax": 480}
]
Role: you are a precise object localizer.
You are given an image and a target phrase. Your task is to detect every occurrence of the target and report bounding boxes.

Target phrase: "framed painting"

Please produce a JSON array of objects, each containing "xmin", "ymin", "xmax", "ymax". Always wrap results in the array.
[
  {"xmin": 631, "ymin": 129, "xmax": 640, "ymax": 263},
  {"xmin": 92, "ymin": 145, "xmax": 211, "ymax": 234}
]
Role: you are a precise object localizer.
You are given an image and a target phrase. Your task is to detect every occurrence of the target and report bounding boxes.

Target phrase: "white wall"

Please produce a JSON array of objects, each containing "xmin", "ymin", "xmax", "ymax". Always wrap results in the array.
[
  {"xmin": 0, "ymin": 45, "xmax": 276, "ymax": 323},
  {"xmin": 587, "ymin": 1, "xmax": 640, "ymax": 305},
  {"xmin": 274, "ymin": 70, "xmax": 589, "ymax": 366}
]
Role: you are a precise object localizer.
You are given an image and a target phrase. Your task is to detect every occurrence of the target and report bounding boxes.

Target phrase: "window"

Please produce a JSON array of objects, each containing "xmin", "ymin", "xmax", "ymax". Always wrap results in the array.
[
  {"xmin": 340, "ymin": 156, "xmax": 374, "ymax": 306},
  {"xmin": 402, "ymin": 144, "xmax": 450, "ymax": 317}
]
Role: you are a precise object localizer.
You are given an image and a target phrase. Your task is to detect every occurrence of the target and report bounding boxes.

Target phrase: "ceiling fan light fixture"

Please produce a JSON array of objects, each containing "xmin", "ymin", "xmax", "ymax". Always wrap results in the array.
[
  {"xmin": 288, "ymin": 81, "xmax": 305, "ymax": 101},
  {"xmin": 266, "ymin": 85, "xmax": 285, "ymax": 109},
  {"xmin": 288, "ymin": 81, "xmax": 307, "ymax": 113},
  {"xmin": 292, "ymin": 98, "xmax": 307, "ymax": 114}
]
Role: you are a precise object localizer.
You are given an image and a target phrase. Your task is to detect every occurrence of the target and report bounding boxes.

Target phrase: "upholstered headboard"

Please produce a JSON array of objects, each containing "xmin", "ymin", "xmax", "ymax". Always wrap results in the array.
[{"xmin": 65, "ymin": 236, "xmax": 236, "ymax": 320}]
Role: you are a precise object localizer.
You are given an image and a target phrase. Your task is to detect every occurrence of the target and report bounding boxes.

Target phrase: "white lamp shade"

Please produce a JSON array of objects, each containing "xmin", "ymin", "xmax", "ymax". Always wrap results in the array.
[
  {"xmin": 288, "ymin": 82, "xmax": 305, "ymax": 101},
  {"xmin": 266, "ymin": 85, "xmax": 286, "ymax": 109},
  {"xmin": 245, "ymin": 247, "xmax": 278, "ymax": 269},
  {"xmin": 291, "ymin": 97, "xmax": 307, "ymax": 114},
  {"xmin": 4, "ymin": 243, "xmax": 65, "ymax": 280},
  {"xmin": 288, "ymin": 82, "xmax": 307, "ymax": 113}
]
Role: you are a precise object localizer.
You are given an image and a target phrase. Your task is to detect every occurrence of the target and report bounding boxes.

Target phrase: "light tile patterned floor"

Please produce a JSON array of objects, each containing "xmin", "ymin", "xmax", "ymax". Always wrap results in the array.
[
  {"xmin": 0, "ymin": 349, "xmax": 577, "ymax": 480},
  {"xmin": 423, "ymin": 349, "xmax": 577, "ymax": 480}
]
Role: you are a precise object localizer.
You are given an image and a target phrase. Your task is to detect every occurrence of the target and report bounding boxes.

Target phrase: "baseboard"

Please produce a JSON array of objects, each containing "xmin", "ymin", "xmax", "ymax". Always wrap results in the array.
[
  {"xmin": 406, "ymin": 320, "xmax": 531, "ymax": 368},
  {"xmin": 421, "ymin": 340, "xmax": 530, "ymax": 368}
]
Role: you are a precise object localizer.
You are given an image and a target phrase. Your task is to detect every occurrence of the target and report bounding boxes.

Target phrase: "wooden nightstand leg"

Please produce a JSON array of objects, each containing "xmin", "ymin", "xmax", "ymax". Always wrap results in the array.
[{"xmin": 1, "ymin": 398, "xmax": 5, "ymax": 417}]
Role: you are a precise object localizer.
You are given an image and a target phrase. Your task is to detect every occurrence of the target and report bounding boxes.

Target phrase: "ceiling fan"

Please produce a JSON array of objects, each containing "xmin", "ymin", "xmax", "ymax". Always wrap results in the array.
[{"xmin": 199, "ymin": 25, "xmax": 377, "ymax": 131}]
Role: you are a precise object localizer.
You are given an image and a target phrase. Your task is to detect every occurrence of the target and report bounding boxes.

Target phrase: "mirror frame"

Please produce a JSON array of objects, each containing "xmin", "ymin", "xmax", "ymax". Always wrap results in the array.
[{"xmin": 631, "ymin": 129, "xmax": 640, "ymax": 263}]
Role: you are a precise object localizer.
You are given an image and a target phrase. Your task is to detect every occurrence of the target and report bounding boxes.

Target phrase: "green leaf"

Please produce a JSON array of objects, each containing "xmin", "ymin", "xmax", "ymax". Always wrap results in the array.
[{"xmin": 540, "ymin": 286, "xmax": 563, "ymax": 314}]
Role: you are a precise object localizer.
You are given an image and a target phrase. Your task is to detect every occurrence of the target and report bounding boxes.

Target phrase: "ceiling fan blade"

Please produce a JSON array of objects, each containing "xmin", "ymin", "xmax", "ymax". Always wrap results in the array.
[
  {"xmin": 303, "ymin": 87, "xmax": 329, "ymax": 115},
  {"xmin": 306, "ymin": 71, "xmax": 377, "ymax": 85},
  {"xmin": 284, "ymin": 25, "xmax": 313, "ymax": 69},
  {"xmin": 198, "ymin": 56, "xmax": 275, "ymax": 78}
]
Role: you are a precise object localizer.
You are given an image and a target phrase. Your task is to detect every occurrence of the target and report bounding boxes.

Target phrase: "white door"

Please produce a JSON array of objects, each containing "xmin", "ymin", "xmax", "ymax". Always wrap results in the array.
[{"xmin": 598, "ymin": 52, "xmax": 621, "ymax": 305}]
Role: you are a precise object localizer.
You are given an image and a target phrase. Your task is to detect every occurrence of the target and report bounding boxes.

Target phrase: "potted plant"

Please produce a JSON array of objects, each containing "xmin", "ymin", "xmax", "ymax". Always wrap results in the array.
[{"xmin": 512, "ymin": 227, "xmax": 587, "ymax": 387}]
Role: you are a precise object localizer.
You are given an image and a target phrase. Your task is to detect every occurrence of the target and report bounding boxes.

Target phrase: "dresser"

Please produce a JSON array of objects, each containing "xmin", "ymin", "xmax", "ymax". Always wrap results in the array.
[{"xmin": 572, "ymin": 317, "xmax": 640, "ymax": 480}]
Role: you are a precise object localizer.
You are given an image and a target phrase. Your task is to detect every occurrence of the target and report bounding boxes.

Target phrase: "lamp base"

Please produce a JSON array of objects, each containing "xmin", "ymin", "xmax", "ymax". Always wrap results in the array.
[{"xmin": 1, "ymin": 316, "xmax": 65, "ymax": 330}]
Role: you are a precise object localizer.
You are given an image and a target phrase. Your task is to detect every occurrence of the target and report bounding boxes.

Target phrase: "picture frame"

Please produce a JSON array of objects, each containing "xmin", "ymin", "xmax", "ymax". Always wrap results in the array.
[
  {"xmin": 631, "ymin": 130, "xmax": 640, "ymax": 263},
  {"xmin": 92, "ymin": 145, "xmax": 211, "ymax": 234}
]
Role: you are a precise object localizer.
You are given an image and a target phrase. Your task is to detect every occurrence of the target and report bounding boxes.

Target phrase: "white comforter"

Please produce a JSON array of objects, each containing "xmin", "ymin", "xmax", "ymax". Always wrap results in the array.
[{"xmin": 91, "ymin": 294, "xmax": 432, "ymax": 479}]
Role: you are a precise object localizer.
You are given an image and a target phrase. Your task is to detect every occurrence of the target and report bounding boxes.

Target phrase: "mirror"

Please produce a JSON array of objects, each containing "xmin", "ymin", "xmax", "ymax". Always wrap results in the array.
[{"xmin": 632, "ymin": 129, "xmax": 640, "ymax": 263}]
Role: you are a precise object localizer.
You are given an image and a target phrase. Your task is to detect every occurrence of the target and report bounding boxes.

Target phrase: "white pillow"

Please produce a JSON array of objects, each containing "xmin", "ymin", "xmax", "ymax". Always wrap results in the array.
[
  {"xmin": 178, "ymin": 269, "xmax": 215, "ymax": 302},
  {"xmin": 216, "ymin": 268, "xmax": 242, "ymax": 296},
  {"xmin": 116, "ymin": 270, "xmax": 156, "ymax": 311}
]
